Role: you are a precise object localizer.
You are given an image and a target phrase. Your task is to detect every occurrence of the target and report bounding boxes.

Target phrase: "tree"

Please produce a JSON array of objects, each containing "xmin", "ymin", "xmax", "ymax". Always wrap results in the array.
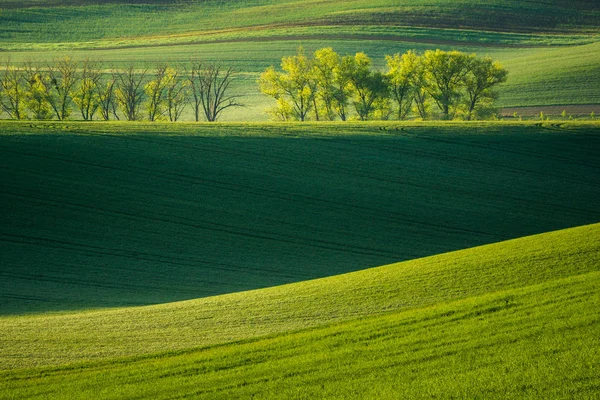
[
  {"xmin": 114, "ymin": 63, "xmax": 147, "ymax": 121},
  {"xmin": 72, "ymin": 58, "xmax": 103, "ymax": 121},
  {"xmin": 422, "ymin": 50, "xmax": 472, "ymax": 120},
  {"xmin": 23, "ymin": 63, "xmax": 54, "ymax": 120},
  {"xmin": 189, "ymin": 61, "xmax": 243, "ymax": 122},
  {"xmin": 462, "ymin": 57, "xmax": 507, "ymax": 120},
  {"xmin": 0, "ymin": 58, "xmax": 27, "ymax": 120},
  {"xmin": 47, "ymin": 56, "xmax": 79, "ymax": 120},
  {"xmin": 97, "ymin": 71, "xmax": 118, "ymax": 121},
  {"xmin": 386, "ymin": 50, "xmax": 420, "ymax": 120},
  {"xmin": 165, "ymin": 66, "xmax": 188, "ymax": 122},
  {"xmin": 344, "ymin": 52, "xmax": 390, "ymax": 121},
  {"xmin": 259, "ymin": 47, "xmax": 316, "ymax": 121},
  {"xmin": 145, "ymin": 63, "xmax": 169, "ymax": 122},
  {"xmin": 312, "ymin": 48, "xmax": 352, "ymax": 121}
]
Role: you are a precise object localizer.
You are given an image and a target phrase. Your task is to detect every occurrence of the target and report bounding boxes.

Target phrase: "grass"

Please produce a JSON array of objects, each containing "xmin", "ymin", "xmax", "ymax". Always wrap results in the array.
[
  {"xmin": 0, "ymin": 0, "xmax": 598, "ymax": 46},
  {"xmin": 0, "ymin": 224, "xmax": 598, "ymax": 398},
  {"xmin": 0, "ymin": 221, "xmax": 598, "ymax": 370},
  {"xmin": 2, "ymin": 121, "xmax": 600, "ymax": 315}
]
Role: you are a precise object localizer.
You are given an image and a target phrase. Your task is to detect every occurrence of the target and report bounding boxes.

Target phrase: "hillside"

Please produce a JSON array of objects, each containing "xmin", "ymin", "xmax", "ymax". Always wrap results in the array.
[
  {"xmin": 1, "ymin": 223, "xmax": 598, "ymax": 398},
  {"xmin": 1, "ymin": 0, "xmax": 599, "ymax": 117},
  {"xmin": 1, "ymin": 121, "xmax": 600, "ymax": 315}
]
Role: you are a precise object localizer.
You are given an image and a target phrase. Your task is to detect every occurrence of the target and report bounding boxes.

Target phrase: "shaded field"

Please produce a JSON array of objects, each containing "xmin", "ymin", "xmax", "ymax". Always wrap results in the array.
[
  {"xmin": 1, "ymin": 222, "xmax": 598, "ymax": 370},
  {"xmin": 1, "ymin": 224, "xmax": 598, "ymax": 398},
  {"xmin": 1, "ymin": 121, "xmax": 600, "ymax": 315}
]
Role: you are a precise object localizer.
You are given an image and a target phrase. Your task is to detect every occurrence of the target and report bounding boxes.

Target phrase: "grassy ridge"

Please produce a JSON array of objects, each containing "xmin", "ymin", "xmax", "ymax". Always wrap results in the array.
[
  {"xmin": 2, "ymin": 122, "xmax": 600, "ymax": 315},
  {"xmin": 0, "ymin": 209, "xmax": 598, "ymax": 369},
  {"xmin": 1, "ymin": 252, "xmax": 598, "ymax": 398}
]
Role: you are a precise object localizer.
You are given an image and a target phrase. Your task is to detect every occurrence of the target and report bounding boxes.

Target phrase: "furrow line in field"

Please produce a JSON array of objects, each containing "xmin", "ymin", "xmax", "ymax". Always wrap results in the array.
[
  {"xmin": 413, "ymin": 132, "xmax": 600, "ymax": 170},
  {"xmin": 0, "ymin": 233, "xmax": 308, "ymax": 280},
  {"xmin": 1, "ymin": 190, "xmax": 402, "ymax": 260},
  {"xmin": 1, "ymin": 149, "xmax": 503, "ymax": 239},
  {"xmin": 342, "ymin": 138, "xmax": 600, "ymax": 191},
  {"xmin": 120, "ymin": 135, "xmax": 600, "ymax": 216}
]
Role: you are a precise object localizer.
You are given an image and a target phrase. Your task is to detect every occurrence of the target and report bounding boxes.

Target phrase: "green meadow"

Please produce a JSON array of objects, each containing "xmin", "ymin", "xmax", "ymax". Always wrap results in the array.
[
  {"xmin": 1, "ymin": 0, "xmax": 600, "ymax": 397},
  {"xmin": 1, "ymin": 223, "xmax": 599, "ymax": 397}
]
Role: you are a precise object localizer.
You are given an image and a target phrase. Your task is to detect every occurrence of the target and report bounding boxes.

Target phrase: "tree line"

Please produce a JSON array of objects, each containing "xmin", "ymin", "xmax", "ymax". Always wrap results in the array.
[
  {"xmin": 0, "ymin": 57, "xmax": 243, "ymax": 122},
  {"xmin": 259, "ymin": 48, "xmax": 508, "ymax": 121}
]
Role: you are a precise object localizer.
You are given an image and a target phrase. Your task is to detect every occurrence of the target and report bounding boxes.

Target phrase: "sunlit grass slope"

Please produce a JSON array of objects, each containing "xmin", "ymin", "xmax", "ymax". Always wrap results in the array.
[
  {"xmin": 1, "ymin": 121, "xmax": 600, "ymax": 315},
  {"xmin": 1, "ymin": 225, "xmax": 598, "ymax": 398},
  {"xmin": 0, "ymin": 178, "xmax": 599, "ymax": 369}
]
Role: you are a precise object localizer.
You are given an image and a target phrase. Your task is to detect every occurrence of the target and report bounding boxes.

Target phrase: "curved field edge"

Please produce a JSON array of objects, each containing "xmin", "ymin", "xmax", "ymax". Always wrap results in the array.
[
  {"xmin": 2, "ymin": 121, "xmax": 600, "ymax": 315},
  {"xmin": 1, "ymin": 222, "xmax": 598, "ymax": 370},
  {"xmin": 1, "ymin": 271, "xmax": 598, "ymax": 399},
  {"xmin": 2, "ymin": 25, "xmax": 597, "ymax": 52}
]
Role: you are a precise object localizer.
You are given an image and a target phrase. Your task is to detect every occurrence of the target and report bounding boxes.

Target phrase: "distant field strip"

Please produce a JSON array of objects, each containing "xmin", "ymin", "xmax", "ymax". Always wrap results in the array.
[
  {"xmin": 0, "ymin": 0, "xmax": 598, "ymax": 47},
  {"xmin": 2, "ymin": 25, "xmax": 596, "ymax": 52}
]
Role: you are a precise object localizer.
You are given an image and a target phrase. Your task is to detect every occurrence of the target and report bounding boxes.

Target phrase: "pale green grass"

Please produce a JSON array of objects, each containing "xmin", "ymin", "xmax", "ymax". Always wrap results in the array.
[
  {"xmin": 1, "ymin": 222, "xmax": 598, "ymax": 370},
  {"xmin": 1, "ymin": 268, "xmax": 598, "ymax": 399}
]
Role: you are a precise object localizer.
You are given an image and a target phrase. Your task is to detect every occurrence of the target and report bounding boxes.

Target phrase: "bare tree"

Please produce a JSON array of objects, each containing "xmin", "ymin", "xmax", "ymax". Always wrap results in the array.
[
  {"xmin": 189, "ymin": 61, "xmax": 243, "ymax": 122},
  {"xmin": 165, "ymin": 66, "xmax": 188, "ymax": 122},
  {"xmin": 72, "ymin": 58, "xmax": 103, "ymax": 121},
  {"xmin": 145, "ymin": 63, "xmax": 169, "ymax": 122},
  {"xmin": 114, "ymin": 63, "xmax": 147, "ymax": 121},
  {"xmin": 0, "ymin": 58, "xmax": 27, "ymax": 120},
  {"xmin": 47, "ymin": 56, "xmax": 79, "ymax": 120},
  {"xmin": 97, "ymin": 70, "xmax": 118, "ymax": 121}
]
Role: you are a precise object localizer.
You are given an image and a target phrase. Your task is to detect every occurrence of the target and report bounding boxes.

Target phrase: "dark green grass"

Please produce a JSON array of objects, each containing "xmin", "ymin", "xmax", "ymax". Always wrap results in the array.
[
  {"xmin": 1, "ymin": 121, "xmax": 599, "ymax": 316},
  {"xmin": 1, "ymin": 221, "xmax": 598, "ymax": 369},
  {"xmin": 1, "ymin": 266, "xmax": 598, "ymax": 398}
]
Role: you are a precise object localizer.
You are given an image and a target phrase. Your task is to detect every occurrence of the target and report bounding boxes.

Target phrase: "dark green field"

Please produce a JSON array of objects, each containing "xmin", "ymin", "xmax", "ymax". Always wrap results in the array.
[{"xmin": 2, "ymin": 121, "xmax": 600, "ymax": 314}]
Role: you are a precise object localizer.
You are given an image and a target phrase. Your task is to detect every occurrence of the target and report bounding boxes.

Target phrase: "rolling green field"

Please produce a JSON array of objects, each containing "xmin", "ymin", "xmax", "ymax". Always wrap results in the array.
[
  {"xmin": 1, "ymin": 1, "xmax": 600, "ymax": 397},
  {"xmin": 2, "ymin": 121, "xmax": 600, "ymax": 315},
  {"xmin": 1, "ymin": 223, "xmax": 598, "ymax": 397}
]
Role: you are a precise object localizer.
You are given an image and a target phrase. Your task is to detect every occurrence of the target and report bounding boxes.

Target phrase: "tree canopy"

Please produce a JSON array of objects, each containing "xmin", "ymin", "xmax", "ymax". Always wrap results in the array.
[{"xmin": 259, "ymin": 48, "xmax": 508, "ymax": 121}]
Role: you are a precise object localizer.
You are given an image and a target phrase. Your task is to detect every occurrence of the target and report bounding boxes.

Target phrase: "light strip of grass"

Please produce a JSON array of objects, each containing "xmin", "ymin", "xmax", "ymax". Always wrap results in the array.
[{"xmin": 1, "ymin": 270, "xmax": 598, "ymax": 399}]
